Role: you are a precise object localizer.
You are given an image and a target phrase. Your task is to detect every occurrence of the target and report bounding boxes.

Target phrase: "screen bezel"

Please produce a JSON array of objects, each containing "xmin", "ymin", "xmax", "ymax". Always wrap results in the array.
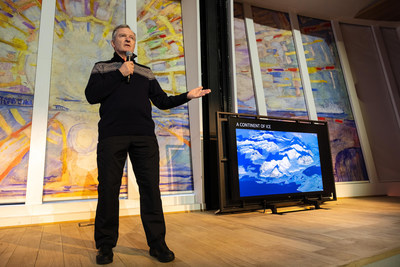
[{"xmin": 228, "ymin": 116, "xmax": 336, "ymax": 202}]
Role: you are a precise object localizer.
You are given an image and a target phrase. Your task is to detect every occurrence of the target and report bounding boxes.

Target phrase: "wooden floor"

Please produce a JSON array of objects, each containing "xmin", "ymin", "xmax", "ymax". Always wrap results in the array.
[{"xmin": 1, "ymin": 196, "xmax": 400, "ymax": 267}]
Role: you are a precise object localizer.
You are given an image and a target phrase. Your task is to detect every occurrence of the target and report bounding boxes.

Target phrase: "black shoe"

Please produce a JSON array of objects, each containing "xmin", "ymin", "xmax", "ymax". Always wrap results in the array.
[
  {"xmin": 96, "ymin": 246, "xmax": 113, "ymax": 265},
  {"xmin": 149, "ymin": 244, "xmax": 175, "ymax": 263}
]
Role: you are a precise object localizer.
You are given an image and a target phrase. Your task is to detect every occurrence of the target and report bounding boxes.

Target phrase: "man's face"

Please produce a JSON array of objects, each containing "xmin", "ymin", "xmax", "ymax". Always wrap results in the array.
[{"xmin": 111, "ymin": 27, "xmax": 136, "ymax": 58}]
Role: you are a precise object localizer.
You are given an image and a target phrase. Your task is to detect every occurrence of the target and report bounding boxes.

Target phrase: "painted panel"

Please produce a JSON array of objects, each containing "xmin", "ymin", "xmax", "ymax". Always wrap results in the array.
[
  {"xmin": 298, "ymin": 16, "xmax": 368, "ymax": 182},
  {"xmin": 137, "ymin": 0, "xmax": 193, "ymax": 191},
  {"xmin": 252, "ymin": 6, "xmax": 307, "ymax": 118},
  {"xmin": 233, "ymin": 2, "xmax": 256, "ymax": 114},
  {"xmin": 43, "ymin": 0, "xmax": 127, "ymax": 201},
  {"xmin": 0, "ymin": 0, "xmax": 40, "ymax": 203}
]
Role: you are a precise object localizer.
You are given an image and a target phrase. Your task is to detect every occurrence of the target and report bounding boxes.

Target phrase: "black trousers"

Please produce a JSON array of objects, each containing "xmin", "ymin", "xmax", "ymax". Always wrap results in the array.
[{"xmin": 94, "ymin": 135, "xmax": 166, "ymax": 249}]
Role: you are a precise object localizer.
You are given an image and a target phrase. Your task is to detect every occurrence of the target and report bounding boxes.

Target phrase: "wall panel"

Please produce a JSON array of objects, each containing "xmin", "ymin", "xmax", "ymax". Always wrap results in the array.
[{"xmin": 340, "ymin": 23, "xmax": 400, "ymax": 182}]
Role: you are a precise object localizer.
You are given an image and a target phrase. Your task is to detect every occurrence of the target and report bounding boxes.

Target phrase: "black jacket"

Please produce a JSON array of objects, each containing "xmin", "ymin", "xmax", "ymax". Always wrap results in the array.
[{"xmin": 85, "ymin": 53, "xmax": 189, "ymax": 140}]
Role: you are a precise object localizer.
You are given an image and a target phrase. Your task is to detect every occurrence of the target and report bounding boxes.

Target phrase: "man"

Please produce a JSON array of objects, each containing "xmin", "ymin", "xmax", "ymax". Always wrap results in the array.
[{"xmin": 85, "ymin": 24, "xmax": 210, "ymax": 265}]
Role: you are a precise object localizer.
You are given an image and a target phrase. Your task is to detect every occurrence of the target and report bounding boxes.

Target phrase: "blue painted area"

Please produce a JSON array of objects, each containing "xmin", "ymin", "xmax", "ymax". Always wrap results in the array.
[{"xmin": 236, "ymin": 129, "xmax": 323, "ymax": 197}]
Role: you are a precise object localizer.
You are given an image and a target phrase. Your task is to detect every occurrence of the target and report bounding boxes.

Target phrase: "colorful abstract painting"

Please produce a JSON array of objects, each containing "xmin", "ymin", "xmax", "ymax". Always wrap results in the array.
[
  {"xmin": 43, "ymin": 0, "xmax": 127, "ymax": 201},
  {"xmin": 0, "ymin": 0, "xmax": 41, "ymax": 203},
  {"xmin": 234, "ymin": 2, "xmax": 256, "ymax": 114},
  {"xmin": 137, "ymin": 0, "xmax": 193, "ymax": 191},
  {"xmin": 298, "ymin": 16, "xmax": 368, "ymax": 182},
  {"xmin": 252, "ymin": 7, "xmax": 307, "ymax": 118}
]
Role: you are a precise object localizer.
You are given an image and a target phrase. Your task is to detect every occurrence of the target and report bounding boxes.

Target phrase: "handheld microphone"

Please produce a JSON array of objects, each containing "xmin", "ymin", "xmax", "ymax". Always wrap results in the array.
[{"xmin": 126, "ymin": 51, "xmax": 133, "ymax": 83}]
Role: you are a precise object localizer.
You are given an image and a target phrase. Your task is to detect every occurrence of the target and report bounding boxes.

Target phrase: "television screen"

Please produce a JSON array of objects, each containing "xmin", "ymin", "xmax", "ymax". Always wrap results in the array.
[
  {"xmin": 228, "ymin": 116, "xmax": 335, "ymax": 201},
  {"xmin": 236, "ymin": 128, "xmax": 323, "ymax": 197}
]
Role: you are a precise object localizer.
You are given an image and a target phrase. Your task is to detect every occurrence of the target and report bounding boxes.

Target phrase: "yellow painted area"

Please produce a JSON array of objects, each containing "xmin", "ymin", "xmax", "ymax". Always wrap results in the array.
[
  {"xmin": 57, "ymin": 120, "xmax": 69, "ymax": 181},
  {"xmin": 145, "ymin": 0, "xmax": 158, "ymax": 13},
  {"xmin": 0, "ymin": 114, "xmax": 12, "ymax": 135},
  {"xmin": 19, "ymin": 136, "xmax": 30, "ymax": 148},
  {"xmin": 307, "ymin": 58, "xmax": 315, "ymax": 62},
  {"xmin": 2, "ymin": 134, "xmax": 25, "ymax": 151},
  {"xmin": 259, "ymin": 62, "xmax": 278, "ymax": 68},
  {"xmin": 90, "ymin": 0, "xmax": 95, "ymax": 15},
  {"xmin": 0, "ymin": 59, "xmax": 17, "ymax": 64},
  {"xmin": 278, "ymin": 95, "xmax": 298, "ymax": 98},
  {"xmin": 103, "ymin": 11, "xmax": 114, "ymax": 39},
  {"xmin": 154, "ymin": 70, "xmax": 185, "ymax": 76},
  {"xmin": 155, "ymin": 0, "xmax": 164, "ymax": 10},
  {"xmin": 59, "ymin": 15, "xmax": 111, "ymax": 34},
  {"xmin": 310, "ymin": 79, "xmax": 328, "ymax": 83},
  {"xmin": 0, "ymin": 0, "xmax": 35, "ymax": 28},
  {"xmin": 54, "ymin": 15, "xmax": 63, "ymax": 24},
  {"xmin": 276, "ymin": 83, "xmax": 292, "ymax": 87},
  {"xmin": 49, "ymin": 129, "xmax": 63, "ymax": 137},
  {"xmin": 138, "ymin": 34, "xmax": 182, "ymax": 45},
  {"xmin": 0, "ymin": 19, "xmax": 28, "ymax": 36},
  {"xmin": 170, "ymin": 73, "xmax": 177, "ymax": 94},
  {"xmin": 137, "ymin": 46, "xmax": 150, "ymax": 64},
  {"xmin": 285, "ymin": 51, "xmax": 296, "ymax": 56},
  {"xmin": 158, "ymin": 16, "xmax": 176, "ymax": 35},
  {"xmin": 303, "ymin": 39, "xmax": 323, "ymax": 46},
  {"xmin": 0, "ymin": 76, "xmax": 21, "ymax": 88},
  {"xmin": 272, "ymin": 31, "xmax": 292, "ymax": 37},
  {"xmin": 66, "ymin": 19, "xmax": 74, "ymax": 32},
  {"xmin": 0, "ymin": 37, "xmax": 27, "ymax": 51},
  {"xmin": 15, "ymin": 50, "xmax": 27, "ymax": 75},
  {"xmin": 47, "ymin": 137, "xmax": 59, "ymax": 145},
  {"xmin": 43, "ymin": 189, "xmax": 98, "ymax": 199},
  {"xmin": 9, "ymin": 109, "xmax": 26, "ymax": 126}
]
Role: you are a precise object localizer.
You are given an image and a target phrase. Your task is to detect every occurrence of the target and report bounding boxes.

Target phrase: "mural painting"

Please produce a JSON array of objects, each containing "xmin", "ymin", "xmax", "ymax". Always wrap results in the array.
[
  {"xmin": 137, "ymin": 0, "xmax": 193, "ymax": 192},
  {"xmin": 252, "ymin": 6, "xmax": 307, "ymax": 119},
  {"xmin": 299, "ymin": 16, "xmax": 368, "ymax": 182},
  {"xmin": 233, "ymin": 2, "xmax": 256, "ymax": 114},
  {"xmin": 43, "ymin": 0, "xmax": 127, "ymax": 200},
  {"xmin": 0, "ymin": 0, "xmax": 40, "ymax": 203}
]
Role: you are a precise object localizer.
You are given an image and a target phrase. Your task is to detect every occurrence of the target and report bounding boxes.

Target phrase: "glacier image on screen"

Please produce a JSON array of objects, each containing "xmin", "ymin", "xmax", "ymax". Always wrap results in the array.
[{"xmin": 236, "ymin": 128, "xmax": 323, "ymax": 197}]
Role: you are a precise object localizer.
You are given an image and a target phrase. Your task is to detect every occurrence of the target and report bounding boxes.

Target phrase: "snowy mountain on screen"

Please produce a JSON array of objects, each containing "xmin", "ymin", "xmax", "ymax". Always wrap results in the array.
[{"xmin": 236, "ymin": 128, "xmax": 323, "ymax": 193}]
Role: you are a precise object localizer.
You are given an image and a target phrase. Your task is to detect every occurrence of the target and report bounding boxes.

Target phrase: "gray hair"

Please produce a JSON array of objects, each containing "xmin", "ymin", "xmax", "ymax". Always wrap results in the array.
[{"xmin": 112, "ymin": 24, "xmax": 136, "ymax": 41}]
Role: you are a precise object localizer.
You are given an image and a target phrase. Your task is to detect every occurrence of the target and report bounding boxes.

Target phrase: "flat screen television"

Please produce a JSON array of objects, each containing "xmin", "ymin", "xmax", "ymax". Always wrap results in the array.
[{"xmin": 228, "ymin": 117, "xmax": 336, "ymax": 202}]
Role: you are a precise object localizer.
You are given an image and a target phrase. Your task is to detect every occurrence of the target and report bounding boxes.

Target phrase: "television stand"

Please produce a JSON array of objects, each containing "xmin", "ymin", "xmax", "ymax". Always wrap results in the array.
[
  {"xmin": 302, "ymin": 196, "xmax": 323, "ymax": 209},
  {"xmin": 265, "ymin": 204, "xmax": 279, "ymax": 215},
  {"xmin": 262, "ymin": 197, "xmax": 325, "ymax": 215}
]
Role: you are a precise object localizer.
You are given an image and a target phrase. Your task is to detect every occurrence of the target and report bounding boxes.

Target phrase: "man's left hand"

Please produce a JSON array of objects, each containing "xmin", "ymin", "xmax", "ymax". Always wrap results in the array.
[{"xmin": 187, "ymin": 86, "xmax": 211, "ymax": 99}]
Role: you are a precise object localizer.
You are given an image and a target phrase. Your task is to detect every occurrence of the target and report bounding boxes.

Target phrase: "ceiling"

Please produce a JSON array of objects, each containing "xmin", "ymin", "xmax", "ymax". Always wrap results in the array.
[
  {"xmin": 243, "ymin": 0, "xmax": 400, "ymax": 25},
  {"xmin": 354, "ymin": 0, "xmax": 400, "ymax": 21}
]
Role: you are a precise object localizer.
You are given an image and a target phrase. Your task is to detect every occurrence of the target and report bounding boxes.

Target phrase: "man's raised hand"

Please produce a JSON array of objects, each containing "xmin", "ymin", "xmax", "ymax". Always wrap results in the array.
[{"xmin": 187, "ymin": 86, "xmax": 211, "ymax": 99}]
